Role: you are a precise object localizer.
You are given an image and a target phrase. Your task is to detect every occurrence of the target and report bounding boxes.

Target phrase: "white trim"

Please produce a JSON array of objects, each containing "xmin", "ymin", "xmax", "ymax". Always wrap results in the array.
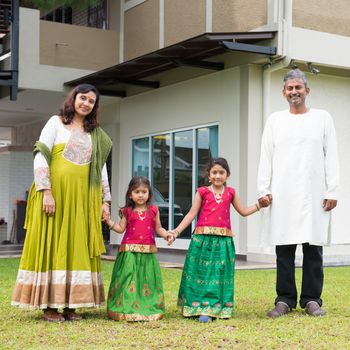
[
  {"xmin": 124, "ymin": 0, "xmax": 147, "ymax": 11},
  {"xmin": 148, "ymin": 136, "xmax": 152, "ymax": 180},
  {"xmin": 159, "ymin": 0, "xmax": 164, "ymax": 48},
  {"xmin": 191, "ymin": 128, "xmax": 197, "ymax": 232},
  {"xmin": 0, "ymin": 52, "xmax": 11, "ymax": 61},
  {"xmin": 206, "ymin": 0, "xmax": 212, "ymax": 32},
  {"xmin": 15, "ymin": 270, "xmax": 103, "ymax": 285},
  {"xmin": 119, "ymin": 0, "xmax": 125, "ymax": 62},
  {"xmin": 156, "ymin": 236, "xmax": 190, "ymax": 250},
  {"xmin": 130, "ymin": 122, "xmax": 219, "ymax": 141},
  {"xmin": 168, "ymin": 133, "xmax": 174, "ymax": 229}
]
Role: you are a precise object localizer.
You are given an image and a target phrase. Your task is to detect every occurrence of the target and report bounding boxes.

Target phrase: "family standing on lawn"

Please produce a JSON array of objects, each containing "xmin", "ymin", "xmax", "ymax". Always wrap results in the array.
[{"xmin": 11, "ymin": 69, "xmax": 339, "ymax": 322}]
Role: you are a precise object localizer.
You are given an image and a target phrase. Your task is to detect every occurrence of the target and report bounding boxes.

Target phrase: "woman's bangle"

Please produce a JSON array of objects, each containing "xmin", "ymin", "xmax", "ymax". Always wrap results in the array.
[
  {"xmin": 108, "ymin": 220, "xmax": 115, "ymax": 230},
  {"xmin": 103, "ymin": 202, "xmax": 110, "ymax": 207},
  {"xmin": 255, "ymin": 203, "xmax": 260, "ymax": 212}
]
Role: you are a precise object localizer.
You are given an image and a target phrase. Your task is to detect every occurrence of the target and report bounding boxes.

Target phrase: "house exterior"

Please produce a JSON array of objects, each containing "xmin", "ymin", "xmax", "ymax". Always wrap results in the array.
[{"xmin": 1, "ymin": 0, "xmax": 350, "ymax": 264}]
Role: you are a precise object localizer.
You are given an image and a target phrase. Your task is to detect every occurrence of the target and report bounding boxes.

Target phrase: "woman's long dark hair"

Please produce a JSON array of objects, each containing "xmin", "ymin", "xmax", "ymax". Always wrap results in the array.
[
  {"xmin": 59, "ymin": 83, "xmax": 100, "ymax": 132},
  {"xmin": 119, "ymin": 176, "xmax": 153, "ymax": 217}
]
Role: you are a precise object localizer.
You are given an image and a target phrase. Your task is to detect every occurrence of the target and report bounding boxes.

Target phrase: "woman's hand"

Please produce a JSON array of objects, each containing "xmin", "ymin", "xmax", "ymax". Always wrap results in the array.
[
  {"xmin": 43, "ymin": 190, "xmax": 55, "ymax": 216},
  {"xmin": 102, "ymin": 202, "xmax": 110, "ymax": 220}
]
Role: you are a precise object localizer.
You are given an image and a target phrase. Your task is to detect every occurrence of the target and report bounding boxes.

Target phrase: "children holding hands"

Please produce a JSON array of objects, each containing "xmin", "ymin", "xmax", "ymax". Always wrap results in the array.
[{"xmin": 104, "ymin": 157, "xmax": 267, "ymax": 322}]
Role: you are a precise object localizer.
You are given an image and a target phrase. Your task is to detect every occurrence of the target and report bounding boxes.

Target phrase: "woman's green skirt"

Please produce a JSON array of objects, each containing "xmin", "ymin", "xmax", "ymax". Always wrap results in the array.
[
  {"xmin": 11, "ymin": 144, "xmax": 105, "ymax": 309},
  {"xmin": 107, "ymin": 252, "xmax": 165, "ymax": 321},
  {"xmin": 177, "ymin": 234, "xmax": 236, "ymax": 318}
]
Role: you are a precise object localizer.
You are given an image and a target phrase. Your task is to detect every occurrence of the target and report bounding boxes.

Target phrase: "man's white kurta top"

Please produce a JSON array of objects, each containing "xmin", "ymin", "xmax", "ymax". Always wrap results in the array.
[{"xmin": 257, "ymin": 108, "xmax": 339, "ymax": 246}]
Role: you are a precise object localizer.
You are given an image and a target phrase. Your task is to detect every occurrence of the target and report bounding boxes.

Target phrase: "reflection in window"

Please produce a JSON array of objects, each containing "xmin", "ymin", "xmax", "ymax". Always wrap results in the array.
[
  {"xmin": 174, "ymin": 130, "xmax": 193, "ymax": 238},
  {"xmin": 152, "ymin": 134, "xmax": 170, "ymax": 230},
  {"xmin": 197, "ymin": 126, "xmax": 218, "ymax": 187},
  {"xmin": 132, "ymin": 137, "xmax": 149, "ymax": 177}
]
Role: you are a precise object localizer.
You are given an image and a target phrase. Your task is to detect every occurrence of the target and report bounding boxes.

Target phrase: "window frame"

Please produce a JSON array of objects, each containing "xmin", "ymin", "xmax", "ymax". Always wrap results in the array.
[{"xmin": 131, "ymin": 122, "xmax": 219, "ymax": 249}]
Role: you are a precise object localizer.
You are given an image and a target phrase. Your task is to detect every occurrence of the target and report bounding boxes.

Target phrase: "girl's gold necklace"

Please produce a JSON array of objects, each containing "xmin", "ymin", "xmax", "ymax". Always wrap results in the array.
[
  {"xmin": 136, "ymin": 209, "xmax": 147, "ymax": 221},
  {"xmin": 210, "ymin": 185, "xmax": 224, "ymax": 204}
]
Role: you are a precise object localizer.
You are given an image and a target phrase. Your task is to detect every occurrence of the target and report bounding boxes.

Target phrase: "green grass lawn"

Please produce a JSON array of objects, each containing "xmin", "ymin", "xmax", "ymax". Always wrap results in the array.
[{"xmin": 1, "ymin": 258, "xmax": 350, "ymax": 349}]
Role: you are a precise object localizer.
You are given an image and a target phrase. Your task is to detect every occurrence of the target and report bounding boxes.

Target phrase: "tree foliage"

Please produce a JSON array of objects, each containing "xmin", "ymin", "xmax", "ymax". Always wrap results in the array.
[{"xmin": 20, "ymin": 0, "xmax": 102, "ymax": 10}]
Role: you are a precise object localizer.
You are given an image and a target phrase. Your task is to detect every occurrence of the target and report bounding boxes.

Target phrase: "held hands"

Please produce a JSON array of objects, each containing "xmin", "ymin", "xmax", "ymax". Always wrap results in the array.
[
  {"xmin": 43, "ymin": 190, "xmax": 55, "ymax": 216},
  {"xmin": 102, "ymin": 202, "xmax": 110, "ymax": 221},
  {"xmin": 165, "ymin": 231, "xmax": 176, "ymax": 246},
  {"xmin": 323, "ymin": 199, "xmax": 337, "ymax": 211},
  {"xmin": 102, "ymin": 210, "xmax": 111, "ymax": 224},
  {"xmin": 258, "ymin": 194, "xmax": 272, "ymax": 208}
]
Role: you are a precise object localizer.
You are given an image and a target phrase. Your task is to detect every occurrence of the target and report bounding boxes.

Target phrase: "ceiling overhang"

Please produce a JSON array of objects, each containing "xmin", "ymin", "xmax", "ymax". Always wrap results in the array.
[{"xmin": 65, "ymin": 31, "xmax": 277, "ymax": 98}]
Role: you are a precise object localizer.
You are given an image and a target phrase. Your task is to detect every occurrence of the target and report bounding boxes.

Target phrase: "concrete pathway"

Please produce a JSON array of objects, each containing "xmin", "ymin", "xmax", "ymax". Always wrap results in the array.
[{"xmin": 101, "ymin": 254, "xmax": 276, "ymax": 270}]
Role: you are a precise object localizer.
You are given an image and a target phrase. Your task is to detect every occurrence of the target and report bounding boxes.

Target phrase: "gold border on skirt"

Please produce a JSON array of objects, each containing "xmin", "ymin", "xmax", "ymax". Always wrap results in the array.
[
  {"xmin": 194, "ymin": 226, "xmax": 234, "ymax": 237},
  {"xmin": 118, "ymin": 244, "xmax": 158, "ymax": 253}
]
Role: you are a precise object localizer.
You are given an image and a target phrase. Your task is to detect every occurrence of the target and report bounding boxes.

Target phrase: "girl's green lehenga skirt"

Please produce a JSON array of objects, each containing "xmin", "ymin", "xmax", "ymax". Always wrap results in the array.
[
  {"xmin": 11, "ymin": 144, "xmax": 105, "ymax": 309},
  {"xmin": 177, "ymin": 234, "xmax": 236, "ymax": 318},
  {"xmin": 107, "ymin": 251, "xmax": 165, "ymax": 321}
]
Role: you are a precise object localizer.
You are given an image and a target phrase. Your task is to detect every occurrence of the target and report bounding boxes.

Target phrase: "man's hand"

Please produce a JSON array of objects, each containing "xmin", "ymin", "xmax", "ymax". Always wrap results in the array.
[
  {"xmin": 323, "ymin": 199, "xmax": 337, "ymax": 211},
  {"xmin": 258, "ymin": 194, "xmax": 273, "ymax": 208}
]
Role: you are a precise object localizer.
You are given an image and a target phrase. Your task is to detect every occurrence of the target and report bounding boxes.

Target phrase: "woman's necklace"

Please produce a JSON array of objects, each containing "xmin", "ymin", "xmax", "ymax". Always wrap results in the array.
[
  {"xmin": 210, "ymin": 185, "xmax": 224, "ymax": 204},
  {"xmin": 136, "ymin": 209, "xmax": 147, "ymax": 221},
  {"xmin": 72, "ymin": 119, "xmax": 84, "ymax": 129}
]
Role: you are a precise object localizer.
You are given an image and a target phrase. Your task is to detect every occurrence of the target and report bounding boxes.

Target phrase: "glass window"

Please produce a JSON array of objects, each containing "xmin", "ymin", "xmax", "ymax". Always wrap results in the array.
[
  {"xmin": 132, "ymin": 125, "xmax": 218, "ymax": 239},
  {"xmin": 152, "ymin": 134, "xmax": 170, "ymax": 230},
  {"xmin": 197, "ymin": 126, "xmax": 218, "ymax": 187},
  {"xmin": 173, "ymin": 130, "xmax": 193, "ymax": 238},
  {"xmin": 132, "ymin": 137, "xmax": 149, "ymax": 177}
]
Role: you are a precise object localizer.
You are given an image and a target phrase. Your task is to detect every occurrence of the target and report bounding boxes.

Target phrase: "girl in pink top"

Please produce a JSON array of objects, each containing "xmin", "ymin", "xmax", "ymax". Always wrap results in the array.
[
  {"xmin": 104, "ymin": 176, "xmax": 174, "ymax": 321},
  {"xmin": 171, "ymin": 157, "xmax": 261, "ymax": 322}
]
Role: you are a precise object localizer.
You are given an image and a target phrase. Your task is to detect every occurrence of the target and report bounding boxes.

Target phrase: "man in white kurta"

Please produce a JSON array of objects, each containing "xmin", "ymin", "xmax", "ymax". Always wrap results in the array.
[{"xmin": 257, "ymin": 69, "xmax": 339, "ymax": 318}]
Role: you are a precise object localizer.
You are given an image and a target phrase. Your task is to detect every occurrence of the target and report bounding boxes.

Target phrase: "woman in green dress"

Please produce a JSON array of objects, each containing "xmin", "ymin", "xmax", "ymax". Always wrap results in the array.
[{"xmin": 11, "ymin": 84, "xmax": 112, "ymax": 322}]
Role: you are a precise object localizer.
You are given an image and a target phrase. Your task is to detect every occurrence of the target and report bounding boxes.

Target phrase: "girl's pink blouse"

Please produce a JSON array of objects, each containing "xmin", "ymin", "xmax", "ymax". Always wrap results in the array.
[
  {"xmin": 196, "ymin": 186, "xmax": 235, "ymax": 229},
  {"xmin": 121, "ymin": 205, "xmax": 158, "ymax": 246}
]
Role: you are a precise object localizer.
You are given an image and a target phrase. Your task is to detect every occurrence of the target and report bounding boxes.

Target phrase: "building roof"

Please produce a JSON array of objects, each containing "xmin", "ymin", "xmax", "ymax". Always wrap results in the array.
[{"xmin": 65, "ymin": 31, "xmax": 277, "ymax": 98}]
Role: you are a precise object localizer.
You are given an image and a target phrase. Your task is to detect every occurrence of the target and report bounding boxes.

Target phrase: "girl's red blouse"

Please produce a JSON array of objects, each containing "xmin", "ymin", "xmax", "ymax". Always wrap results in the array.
[
  {"xmin": 119, "ymin": 205, "xmax": 158, "ymax": 253},
  {"xmin": 195, "ymin": 186, "xmax": 235, "ymax": 237}
]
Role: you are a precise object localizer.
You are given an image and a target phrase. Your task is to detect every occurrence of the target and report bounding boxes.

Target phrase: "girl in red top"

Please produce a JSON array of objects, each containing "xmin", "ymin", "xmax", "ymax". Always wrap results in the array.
[
  {"xmin": 171, "ymin": 157, "xmax": 261, "ymax": 322},
  {"xmin": 104, "ymin": 176, "xmax": 174, "ymax": 321}
]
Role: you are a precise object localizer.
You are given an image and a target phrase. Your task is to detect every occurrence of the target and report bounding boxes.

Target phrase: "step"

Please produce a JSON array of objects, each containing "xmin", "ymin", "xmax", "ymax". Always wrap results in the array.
[
  {"xmin": 0, "ymin": 243, "xmax": 23, "ymax": 252},
  {"xmin": 0, "ymin": 251, "xmax": 22, "ymax": 257}
]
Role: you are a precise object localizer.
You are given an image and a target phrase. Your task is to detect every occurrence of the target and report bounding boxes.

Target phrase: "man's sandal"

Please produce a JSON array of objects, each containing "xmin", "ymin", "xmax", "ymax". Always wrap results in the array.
[
  {"xmin": 42, "ymin": 309, "xmax": 65, "ymax": 322},
  {"xmin": 63, "ymin": 309, "xmax": 83, "ymax": 321}
]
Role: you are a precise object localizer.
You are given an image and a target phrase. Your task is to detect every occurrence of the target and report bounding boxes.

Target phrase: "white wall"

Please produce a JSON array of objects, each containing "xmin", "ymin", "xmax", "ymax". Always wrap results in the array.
[
  {"xmin": 19, "ymin": 8, "xmax": 93, "ymax": 91},
  {"xmin": 289, "ymin": 28, "xmax": 350, "ymax": 69},
  {"xmin": 117, "ymin": 67, "xmax": 246, "ymax": 251},
  {"xmin": 100, "ymin": 100, "xmax": 121, "ymax": 245}
]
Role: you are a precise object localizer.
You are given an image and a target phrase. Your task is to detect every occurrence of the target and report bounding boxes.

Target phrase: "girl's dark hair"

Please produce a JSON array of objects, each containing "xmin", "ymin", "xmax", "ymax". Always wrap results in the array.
[
  {"xmin": 59, "ymin": 83, "xmax": 100, "ymax": 133},
  {"xmin": 119, "ymin": 176, "xmax": 153, "ymax": 216},
  {"xmin": 206, "ymin": 157, "xmax": 231, "ymax": 176}
]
